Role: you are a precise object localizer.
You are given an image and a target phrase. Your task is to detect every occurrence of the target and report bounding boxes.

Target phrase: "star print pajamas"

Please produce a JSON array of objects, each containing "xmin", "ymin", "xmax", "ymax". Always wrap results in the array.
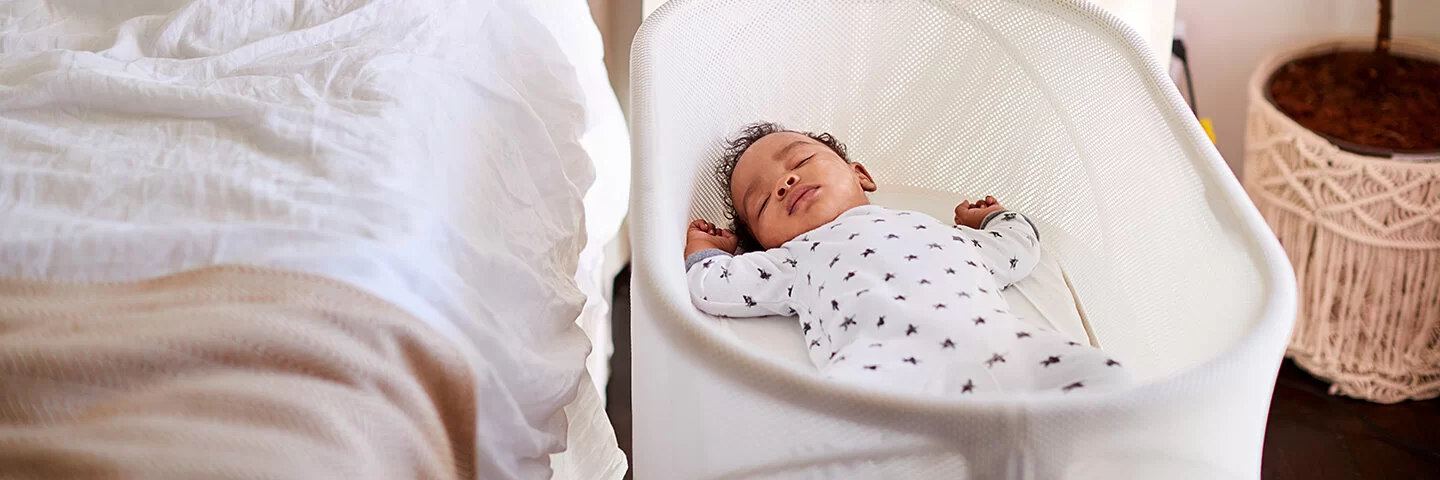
[{"xmin": 685, "ymin": 205, "xmax": 1131, "ymax": 396}]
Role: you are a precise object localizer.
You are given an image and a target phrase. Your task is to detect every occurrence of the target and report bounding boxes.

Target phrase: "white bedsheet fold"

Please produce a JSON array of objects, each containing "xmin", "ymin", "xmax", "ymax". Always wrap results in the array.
[{"xmin": 0, "ymin": 0, "xmax": 623, "ymax": 477}]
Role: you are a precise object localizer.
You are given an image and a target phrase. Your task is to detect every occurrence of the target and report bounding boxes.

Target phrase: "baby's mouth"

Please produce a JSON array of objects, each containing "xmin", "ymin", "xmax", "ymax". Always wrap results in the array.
[{"xmin": 787, "ymin": 185, "xmax": 819, "ymax": 215}]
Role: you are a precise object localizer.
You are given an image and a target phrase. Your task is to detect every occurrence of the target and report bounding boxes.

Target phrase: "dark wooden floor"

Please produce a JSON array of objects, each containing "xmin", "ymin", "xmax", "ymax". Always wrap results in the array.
[{"xmin": 605, "ymin": 267, "xmax": 1440, "ymax": 479}]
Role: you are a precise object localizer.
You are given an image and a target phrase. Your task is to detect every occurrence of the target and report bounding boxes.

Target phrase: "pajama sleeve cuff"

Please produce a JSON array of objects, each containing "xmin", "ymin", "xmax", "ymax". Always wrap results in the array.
[
  {"xmin": 980, "ymin": 210, "xmax": 1041, "ymax": 242},
  {"xmin": 685, "ymin": 248, "xmax": 733, "ymax": 271}
]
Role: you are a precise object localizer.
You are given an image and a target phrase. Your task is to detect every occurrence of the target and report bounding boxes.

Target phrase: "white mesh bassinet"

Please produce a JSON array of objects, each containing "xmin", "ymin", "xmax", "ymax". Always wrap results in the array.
[{"xmin": 628, "ymin": 0, "xmax": 1297, "ymax": 477}]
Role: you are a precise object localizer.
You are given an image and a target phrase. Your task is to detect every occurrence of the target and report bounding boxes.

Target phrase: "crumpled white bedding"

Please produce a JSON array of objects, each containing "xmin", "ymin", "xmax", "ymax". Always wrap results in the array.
[{"xmin": 0, "ymin": 0, "xmax": 625, "ymax": 478}]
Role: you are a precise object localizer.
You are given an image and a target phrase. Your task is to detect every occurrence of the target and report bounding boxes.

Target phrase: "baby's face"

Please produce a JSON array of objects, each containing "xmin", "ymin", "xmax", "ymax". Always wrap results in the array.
[{"xmin": 731, "ymin": 132, "xmax": 877, "ymax": 250}]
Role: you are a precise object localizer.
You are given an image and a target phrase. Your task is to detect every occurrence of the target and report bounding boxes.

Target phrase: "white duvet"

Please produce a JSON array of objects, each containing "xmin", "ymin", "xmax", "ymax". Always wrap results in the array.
[{"xmin": 0, "ymin": 0, "xmax": 623, "ymax": 478}]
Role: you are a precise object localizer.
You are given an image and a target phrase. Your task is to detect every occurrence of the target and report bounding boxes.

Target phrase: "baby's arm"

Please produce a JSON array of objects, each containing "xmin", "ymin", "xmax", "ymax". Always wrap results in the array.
[
  {"xmin": 959, "ymin": 210, "xmax": 1042, "ymax": 288},
  {"xmin": 686, "ymin": 249, "xmax": 796, "ymax": 318},
  {"xmin": 684, "ymin": 219, "xmax": 795, "ymax": 318}
]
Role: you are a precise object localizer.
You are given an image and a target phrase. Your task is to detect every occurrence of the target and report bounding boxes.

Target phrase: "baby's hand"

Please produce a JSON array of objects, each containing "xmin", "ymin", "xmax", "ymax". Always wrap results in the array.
[
  {"xmin": 686, "ymin": 219, "xmax": 739, "ymax": 257},
  {"xmin": 954, "ymin": 196, "xmax": 1006, "ymax": 229}
]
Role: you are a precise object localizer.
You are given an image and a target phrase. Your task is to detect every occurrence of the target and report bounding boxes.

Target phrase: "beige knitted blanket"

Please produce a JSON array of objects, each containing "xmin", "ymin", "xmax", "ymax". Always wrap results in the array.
[{"xmin": 0, "ymin": 266, "xmax": 478, "ymax": 479}]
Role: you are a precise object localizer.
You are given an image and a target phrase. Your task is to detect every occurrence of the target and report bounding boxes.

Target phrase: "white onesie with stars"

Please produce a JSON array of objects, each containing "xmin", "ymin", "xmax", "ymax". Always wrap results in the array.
[{"xmin": 685, "ymin": 205, "xmax": 1132, "ymax": 396}]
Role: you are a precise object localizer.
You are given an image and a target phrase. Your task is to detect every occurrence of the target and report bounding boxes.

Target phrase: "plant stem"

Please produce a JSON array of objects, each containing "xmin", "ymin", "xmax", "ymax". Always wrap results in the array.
[{"xmin": 1377, "ymin": 0, "xmax": 1393, "ymax": 56}]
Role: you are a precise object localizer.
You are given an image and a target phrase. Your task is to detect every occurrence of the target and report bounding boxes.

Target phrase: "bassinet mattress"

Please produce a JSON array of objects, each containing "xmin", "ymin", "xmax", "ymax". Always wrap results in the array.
[
  {"xmin": 0, "ymin": 0, "xmax": 626, "ymax": 478},
  {"xmin": 718, "ymin": 188, "xmax": 1096, "ymax": 372}
]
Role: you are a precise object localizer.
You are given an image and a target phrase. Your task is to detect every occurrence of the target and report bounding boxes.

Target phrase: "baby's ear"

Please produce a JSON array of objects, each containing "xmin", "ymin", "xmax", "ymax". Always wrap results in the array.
[{"xmin": 851, "ymin": 162, "xmax": 877, "ymax": 192}]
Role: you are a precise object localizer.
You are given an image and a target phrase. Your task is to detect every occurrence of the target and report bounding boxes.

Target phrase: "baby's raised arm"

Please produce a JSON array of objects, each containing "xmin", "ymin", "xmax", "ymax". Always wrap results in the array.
[
  {"xmin": 954, "ymin": 198, "xmax": 1042, "ymax": 288},
  {"xmin": 685, "ymin": 220, "xmax": 796, "ymax": 318}
]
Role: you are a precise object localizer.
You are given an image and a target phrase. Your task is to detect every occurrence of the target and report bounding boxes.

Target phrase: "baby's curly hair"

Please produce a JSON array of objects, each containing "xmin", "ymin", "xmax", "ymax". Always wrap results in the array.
[{"xmin": 717, "ymin": 122, "xmax": 851, "ymax": 252}]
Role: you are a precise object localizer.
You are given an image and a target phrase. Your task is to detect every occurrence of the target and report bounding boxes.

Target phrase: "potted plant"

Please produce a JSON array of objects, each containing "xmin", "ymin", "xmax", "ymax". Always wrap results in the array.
[{"xmin": 1242, "ymin": 0, "xmax": 1439, "ymax": 404}]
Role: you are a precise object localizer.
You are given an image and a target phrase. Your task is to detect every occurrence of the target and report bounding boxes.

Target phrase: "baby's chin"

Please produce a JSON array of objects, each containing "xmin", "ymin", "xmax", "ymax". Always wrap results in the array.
[{"xmin": 766, "ymin": 203, "xmax": 862, "ymax": 247}]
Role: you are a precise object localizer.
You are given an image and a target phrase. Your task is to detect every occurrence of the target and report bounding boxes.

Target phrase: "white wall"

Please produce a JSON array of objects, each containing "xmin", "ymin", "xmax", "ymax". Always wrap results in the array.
[{"xmin": 1177, "ymin": 0, "xmax": 1440, "ymax": 173}]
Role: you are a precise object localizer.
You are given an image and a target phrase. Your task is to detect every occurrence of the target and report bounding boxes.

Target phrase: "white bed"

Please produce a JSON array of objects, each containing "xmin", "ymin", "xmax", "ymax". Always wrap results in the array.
[{"xmin": 0, "ymin": 0, "xmax": 628, "ymax": 478}]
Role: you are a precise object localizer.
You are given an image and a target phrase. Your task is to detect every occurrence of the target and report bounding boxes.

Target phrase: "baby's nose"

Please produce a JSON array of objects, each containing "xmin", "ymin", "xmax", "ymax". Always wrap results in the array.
[{"xmin": 776, "ymin": 175, "xmax": 798, "ymax": 197}]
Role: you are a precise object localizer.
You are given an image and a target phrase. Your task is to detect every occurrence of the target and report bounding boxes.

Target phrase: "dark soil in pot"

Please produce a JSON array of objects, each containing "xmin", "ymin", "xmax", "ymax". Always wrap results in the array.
[{"xmin": 1268, "ymin": 51, "xmax": 1440, "ymax": 155}]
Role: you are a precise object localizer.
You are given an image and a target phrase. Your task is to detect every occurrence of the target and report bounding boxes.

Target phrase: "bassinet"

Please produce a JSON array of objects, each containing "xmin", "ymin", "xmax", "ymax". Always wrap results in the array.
[{"xmin": 628, "ymin": 0, "xmax": 1297, "ymax": 477}]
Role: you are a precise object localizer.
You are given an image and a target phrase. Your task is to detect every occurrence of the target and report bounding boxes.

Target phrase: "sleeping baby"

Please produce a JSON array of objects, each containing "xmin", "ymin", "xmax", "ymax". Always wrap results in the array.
[{"xmin": 684, "ymin": 122, "xmax": 1132, "ymax": 396}]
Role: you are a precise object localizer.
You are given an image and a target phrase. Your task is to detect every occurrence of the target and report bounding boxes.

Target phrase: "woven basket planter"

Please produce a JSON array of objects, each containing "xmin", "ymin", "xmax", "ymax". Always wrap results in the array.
[{"xmin": 1243, "ymin": 38, "xmax": 1440, "ymax": 403}]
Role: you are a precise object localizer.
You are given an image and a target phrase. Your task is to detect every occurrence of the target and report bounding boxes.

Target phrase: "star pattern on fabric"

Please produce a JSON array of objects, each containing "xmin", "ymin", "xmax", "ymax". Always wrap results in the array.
[{"xmin": 686, "ymin": 208, "xmax": 1117, "ymax": 396}]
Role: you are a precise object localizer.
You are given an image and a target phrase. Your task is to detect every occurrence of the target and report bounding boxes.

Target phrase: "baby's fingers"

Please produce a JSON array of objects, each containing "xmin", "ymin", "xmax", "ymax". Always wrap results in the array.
[{"xmin": 718, "ymin": 229, "xmax": 735, "ymax": 239}]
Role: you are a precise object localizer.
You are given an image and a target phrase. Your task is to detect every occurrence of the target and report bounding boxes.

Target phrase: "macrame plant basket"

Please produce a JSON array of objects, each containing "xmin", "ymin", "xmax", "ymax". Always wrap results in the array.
[{"xmin": 1243, "ymin": 37, "xmax": 1440, "ymax": 404}]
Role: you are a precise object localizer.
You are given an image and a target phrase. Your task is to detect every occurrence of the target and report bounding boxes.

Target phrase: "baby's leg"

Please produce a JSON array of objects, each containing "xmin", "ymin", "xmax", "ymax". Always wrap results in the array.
[
  {"xmin": 1013, "ymin": 332, "xmax": 1132, "ymax": 393},
  {"xmin": 825, "ymin": 339, "xmax": 1005, "ymax": 396}
]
